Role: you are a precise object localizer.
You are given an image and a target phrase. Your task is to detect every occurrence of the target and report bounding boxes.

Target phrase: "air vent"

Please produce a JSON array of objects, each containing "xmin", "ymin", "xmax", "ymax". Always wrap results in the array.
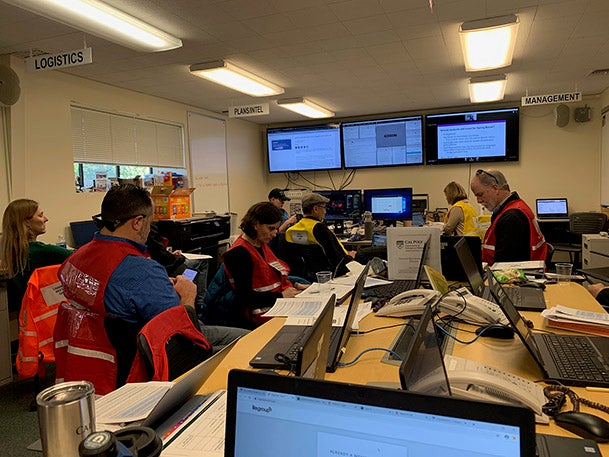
[{"xmin": 587, "ymin": 68, "xmax": 609, "ymax": 77}]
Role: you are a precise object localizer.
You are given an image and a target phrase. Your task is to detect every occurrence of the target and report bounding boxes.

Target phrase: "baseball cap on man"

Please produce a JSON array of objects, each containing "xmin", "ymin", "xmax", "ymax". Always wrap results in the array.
[
  {"xmin": 268, "ymin": 188, "xmax": 290, "ymax": 201},
  {"xmin": 302, "ymin": 193, "xmax": 330, "ymax": 212}
]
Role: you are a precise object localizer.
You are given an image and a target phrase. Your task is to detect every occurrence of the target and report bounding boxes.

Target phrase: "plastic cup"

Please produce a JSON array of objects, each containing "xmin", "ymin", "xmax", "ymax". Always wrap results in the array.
[
  {"xmin": 555, "ymin": 262, "xmax": 573, "ymax": 283},
  {"xmin": 316, "ymin": 271, "xmax": 332, "ymax": 284}
]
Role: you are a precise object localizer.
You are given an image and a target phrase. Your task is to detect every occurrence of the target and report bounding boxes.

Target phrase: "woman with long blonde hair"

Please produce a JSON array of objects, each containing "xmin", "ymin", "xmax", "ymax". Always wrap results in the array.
[{"xmin": 1, "ymin": 199, "xmax": 72, "ymax": 312}]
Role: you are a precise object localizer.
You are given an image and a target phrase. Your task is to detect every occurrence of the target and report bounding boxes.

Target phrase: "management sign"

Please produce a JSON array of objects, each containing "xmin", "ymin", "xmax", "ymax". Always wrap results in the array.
[{"xmin": 521, "ymin": 92, "xmax": 582, "ymax": 106}]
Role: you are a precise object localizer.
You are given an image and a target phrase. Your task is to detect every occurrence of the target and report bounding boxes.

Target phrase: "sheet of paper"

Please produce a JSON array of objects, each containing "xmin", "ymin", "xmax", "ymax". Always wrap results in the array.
[
  {"xmin": 285, "ymin": 315, "xmax": 317, "ymax": 326},
  {"xmin": 182, "ymin": 252, "xmax": 213, "ymax": 260},
  {"xmin": 351, "ymin": 302, "xmax": 373, "ymax": 331},
  {"xmin": 490, "ymin": 260, "xmax": 545, "ymax": 271},
  {"xmin": 542, "ymin": 305, "xmax": 609, "ymax": 326},
  {"xmin": 262, "ymin": 298, "xmax": 325, "ymax": 317},
  {"xmin": 332, "ymin": 306, "xmax": 348, "ymax": 327},
  {"xmin": 162, "ymin": 392, "xmax": 227, "ymax": 457},
  {"xmin": 95, "ymin": 381, "xmax": 173, "ymax": 424}
]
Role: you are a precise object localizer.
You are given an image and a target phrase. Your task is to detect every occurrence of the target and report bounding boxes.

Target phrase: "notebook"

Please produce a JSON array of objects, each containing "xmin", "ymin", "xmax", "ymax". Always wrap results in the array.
[
  {"xmin": 248, "ymin": 294, "xmax": 335, "ymax": 372},
  {"xmin": 453, "ymin": 236, "xmax": 547, "ymax": 311},
  {"xmin": 224, "ymin": 368, "xmax": 536, "ymax": 457},
  {"xmin": 536, "ymin": 198, "xmax": 569, "ymax": 220},
  {"xmin": 487, "ymin": 270, "xmax": 609, "ymax": 387}
]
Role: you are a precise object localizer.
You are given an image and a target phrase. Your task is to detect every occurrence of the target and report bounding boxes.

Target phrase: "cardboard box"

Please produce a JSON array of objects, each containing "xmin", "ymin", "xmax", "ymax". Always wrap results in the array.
[{"xmin": 151, "ymin": 186, "xmax": 194, "ymax": 220}]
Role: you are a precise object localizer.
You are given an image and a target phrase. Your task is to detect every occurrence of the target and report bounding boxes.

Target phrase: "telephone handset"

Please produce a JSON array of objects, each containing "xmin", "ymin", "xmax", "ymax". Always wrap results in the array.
[
  {"xmin": 375, "ymin": 289, "xmax": 439, "ymax": 317},
  {"xmin": 439, "ymin": 287, "xmax": 509, "ymax": 326},
  {"xmin": 413, "ymin": 355, "xmax": 549, "ymax": 424}
]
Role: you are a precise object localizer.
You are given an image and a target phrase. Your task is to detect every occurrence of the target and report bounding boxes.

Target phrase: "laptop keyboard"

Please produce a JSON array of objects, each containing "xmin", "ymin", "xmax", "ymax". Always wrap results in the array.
[
  {"xmin": 542, "ymin": 334, "xmax": 609, "ymax": 382},
  {"xmin": 363, "ymin": 280, "xmax": 416, "ymax": 302}
]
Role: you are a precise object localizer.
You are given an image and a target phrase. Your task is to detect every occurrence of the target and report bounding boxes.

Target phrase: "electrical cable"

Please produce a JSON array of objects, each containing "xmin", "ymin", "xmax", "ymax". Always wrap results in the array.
[{"xmin": 337, "ymin": 347, "xmax": 404, "ymax": 367}]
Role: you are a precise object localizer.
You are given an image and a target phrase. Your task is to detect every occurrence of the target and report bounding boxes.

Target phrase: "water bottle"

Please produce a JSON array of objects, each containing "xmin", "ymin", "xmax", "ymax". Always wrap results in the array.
[{"xmin": 364, "ymin": 211, "xmax": 373, "ymax": 240}]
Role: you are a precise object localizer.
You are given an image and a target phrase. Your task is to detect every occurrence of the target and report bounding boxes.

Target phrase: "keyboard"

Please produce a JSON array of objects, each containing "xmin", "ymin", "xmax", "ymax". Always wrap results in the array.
[
  {"xmin": 542, "ymin": 334, "xmax": 609, "ymax": 382},
  {"xmin": 363, "ymin": 280, "xmax": 417, "ymax": 302}
]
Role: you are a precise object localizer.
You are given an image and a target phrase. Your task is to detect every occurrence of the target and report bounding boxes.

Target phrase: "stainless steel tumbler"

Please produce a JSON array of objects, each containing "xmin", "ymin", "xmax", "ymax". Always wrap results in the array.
[{"xmin": 37, "ymin": 381, "xmax": 95, "ymax": 457}]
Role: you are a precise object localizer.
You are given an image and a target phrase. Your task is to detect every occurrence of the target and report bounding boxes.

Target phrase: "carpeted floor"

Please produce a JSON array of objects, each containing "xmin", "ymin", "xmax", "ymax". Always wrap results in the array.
[{"xmin": 0, "ymin": 367, "xmax": 55, "ymax": 457}]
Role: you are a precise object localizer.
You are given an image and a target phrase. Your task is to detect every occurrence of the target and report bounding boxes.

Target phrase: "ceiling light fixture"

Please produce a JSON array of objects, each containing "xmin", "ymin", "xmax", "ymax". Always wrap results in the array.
[
  {"xmin": 468, "ymin": 75, "xmax": 507, "ymax": 103},
  {"xmin": 276, "ymin": 97, "xmax": 334, "ymax": 118},
  {"xmin": 459, "ymin": 15, "xmax": 519, "ymax": 71},
  {"xmin": 3, "ymin": 0, "xmax": 182, "ymax": 52},
  {"xmin": 189, "ymin": 60, "xmax": 284, "ymax": 97}
]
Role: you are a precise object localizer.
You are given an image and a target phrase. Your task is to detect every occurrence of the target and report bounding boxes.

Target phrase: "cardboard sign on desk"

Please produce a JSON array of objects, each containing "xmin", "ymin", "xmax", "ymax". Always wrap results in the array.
[{"xmin": 387, "ymin": 226, "xmax": 442, "ymax": 280}]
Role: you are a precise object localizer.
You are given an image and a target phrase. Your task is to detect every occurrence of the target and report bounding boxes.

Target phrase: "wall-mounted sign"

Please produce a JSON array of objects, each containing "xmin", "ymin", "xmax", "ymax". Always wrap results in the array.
[
  {"xmin": 228, "ymin": 103, "xmax": 269, "ymax": 118},
  {"xmin": 521, "ymin": 91, "xmax": 582, "ymax": 106},
  {"xmin": 26, "ymin": 48, "xmax": 92, "ymax": 72}
]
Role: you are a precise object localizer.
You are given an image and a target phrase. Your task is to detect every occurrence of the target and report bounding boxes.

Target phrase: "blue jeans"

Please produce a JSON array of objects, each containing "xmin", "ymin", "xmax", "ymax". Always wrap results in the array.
[{"xmin": 200, "ymin": 323, "xmax": 250, "ymax": 352}]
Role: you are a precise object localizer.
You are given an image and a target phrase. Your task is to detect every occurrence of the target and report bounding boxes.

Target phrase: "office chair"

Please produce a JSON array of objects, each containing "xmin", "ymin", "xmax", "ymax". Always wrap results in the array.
[
  {"xmin": 551, "ymin": 212, "xmax": 608, "ymax": 269},
  {"xmin": 128, "ymin": 305, "xmax": 212, "ymax": 382}
]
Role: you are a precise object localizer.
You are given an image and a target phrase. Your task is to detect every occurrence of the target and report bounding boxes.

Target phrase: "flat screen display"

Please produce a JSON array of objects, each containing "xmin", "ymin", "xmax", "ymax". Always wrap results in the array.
[
  {"xmin": 364, "ymin": 187, "xmax": 413, "ymax": 221},
  {"xmin": 317, "ymin": 190, "xmax": 362, "ymax": 220},
  {"xmin": 342, "ymin": 116, "xmax": 423, "ymax": 168},
  {"xmin": 425, "ymin": 108, "xmax": 519, "ymax": 165},
  {"xmin": 267, "ymin": 124, "xmax": 342, "ymax": 173}
]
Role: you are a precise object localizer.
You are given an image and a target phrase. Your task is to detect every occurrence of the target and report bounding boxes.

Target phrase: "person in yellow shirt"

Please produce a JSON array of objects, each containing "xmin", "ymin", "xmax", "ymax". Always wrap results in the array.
[{"xmin": 442, "ymin": 181, "xmax": 477, "ymax": 236}]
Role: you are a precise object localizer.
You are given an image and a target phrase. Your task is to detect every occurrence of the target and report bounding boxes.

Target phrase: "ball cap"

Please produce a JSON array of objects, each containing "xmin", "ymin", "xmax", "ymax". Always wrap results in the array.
[
  {"xmin": 268, "ymin": 188, "xmax": 290, "ymax": 201},
  {"xmin": 302, "ymin": 193, "xmax": 330, "ymax": 211}
]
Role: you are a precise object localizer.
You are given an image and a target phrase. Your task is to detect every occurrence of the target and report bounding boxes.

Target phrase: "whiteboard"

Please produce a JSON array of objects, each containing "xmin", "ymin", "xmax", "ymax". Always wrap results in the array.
[
  {"xmin": 602, "ymin": 112, "xmax": 609, "ymax": 206},
  {"xmin": 188, "ymin": 112, "xmax": 229, "ymax": 214},
  {"xmin": 0, "ymin": 108, "xmax": 11, "ymax": 217}
]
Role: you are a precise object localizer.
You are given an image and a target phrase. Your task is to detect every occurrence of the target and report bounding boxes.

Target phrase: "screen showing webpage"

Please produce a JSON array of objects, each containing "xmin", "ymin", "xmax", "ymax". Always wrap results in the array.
[
  {"xmin": 233, "ymin": 387, "xmax": 521, "ymax": 457},
  {"xmin": 342, "ymin": 117, "xmax": 423, "ymax": 167},
  {"xmin": 267, "ymin": 126, "xmax": 341, "ymax": 172},
  {"xmin": 437, "ymin": 120, "xmax": 506, "ymax": 160}
]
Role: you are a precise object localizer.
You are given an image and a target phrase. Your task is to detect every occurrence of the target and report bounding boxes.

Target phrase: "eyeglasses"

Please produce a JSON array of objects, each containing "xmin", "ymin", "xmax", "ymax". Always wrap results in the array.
[
  {"xmin": 93, "ymin": 213, "xmax": 148, "ymax": 231},
  {"xmin": 476, "ymin": 169, "xmax": 499, "ymax": 184}
]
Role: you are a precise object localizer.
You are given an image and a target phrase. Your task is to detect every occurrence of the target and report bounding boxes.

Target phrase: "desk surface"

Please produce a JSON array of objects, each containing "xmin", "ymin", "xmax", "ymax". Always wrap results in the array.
[{"xmin": 199, "ymin": 282, "xmax": 609, "ymax": 451}]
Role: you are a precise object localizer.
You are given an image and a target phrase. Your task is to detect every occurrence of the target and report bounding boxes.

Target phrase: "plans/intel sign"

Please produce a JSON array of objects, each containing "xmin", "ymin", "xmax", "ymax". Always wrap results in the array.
[
  {"xmin": 229, "ymin": 103, "xmax": 269, "ymax": 118},
  {"xmin": 521, "ymin": 91, "xmax": 582, "ymax": 106},
  {"xmin": 26, "ymin": 48, "xmax": 92, "ymax": 72}
]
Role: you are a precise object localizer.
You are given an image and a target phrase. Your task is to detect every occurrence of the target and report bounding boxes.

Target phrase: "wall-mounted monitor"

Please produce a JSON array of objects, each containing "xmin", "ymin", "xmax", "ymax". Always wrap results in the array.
[
  {"xmin": 266, "ymin": 124, "xmax": 342, "ymax": 173},
  {"xmin": 342, "ymin": 116, "xmax": 423, "ymax": 168},
  {"xmin": 363, "ymin": 187, "xmax": 413, "ymax": 221},
  {"xmin": 317, "ymin": 190, "xmax": 363, "ymax": 220},
  {"xmin": 425, "ymin": 107, "xmax": 519, "ymax": 165}
]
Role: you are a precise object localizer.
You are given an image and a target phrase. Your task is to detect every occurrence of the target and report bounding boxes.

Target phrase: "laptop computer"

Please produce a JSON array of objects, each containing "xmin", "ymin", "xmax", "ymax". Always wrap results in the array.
[
  {"xmin": 487, "ymin": 269, "xmax": 609, "ymax": 387},
  {"xmin": 225, "ymin": 368, "xmax": 536, "ymax": 457},
  {"xmin": 249, "ymin": 294, "xmax": 335, "ymax": 372},
  {"xmin": 362, "ymin": 236, "xmax": 430, "ymax": 303},
  {"xmin": 69, "ymin": 219, "xmax": 98, "ymax": 248},
  {"xmin": 325, "ymin": 263, "xmax": 369, "ymax": 372},
  {"xmin": 453, "ymin": 236, "xmax": 547, "ymax": 311},
  {"xmin": 398, "ymin": 304, "xmax": 601, "ymax": 457},
  {"xmin": 536, "ymin": 198, "xmax": 569, "ymax": 220},
  {"xmin": 440, "ymin": 235, "xmax": 481, "ymax": 281}
]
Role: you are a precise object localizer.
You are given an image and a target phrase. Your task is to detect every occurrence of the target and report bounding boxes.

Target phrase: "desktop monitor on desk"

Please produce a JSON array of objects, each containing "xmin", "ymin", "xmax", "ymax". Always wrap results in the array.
[
  {"xmin": 317, "ymin": 189, "xmax": 362, "ymax": 228},
  {"xmin": 363, "ymin": 187, "xmax": 412, "ymax": 224}
]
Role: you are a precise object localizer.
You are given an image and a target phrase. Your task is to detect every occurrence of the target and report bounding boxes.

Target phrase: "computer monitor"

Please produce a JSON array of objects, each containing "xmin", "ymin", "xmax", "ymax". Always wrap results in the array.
[
  {"xmin": 363, "ymin": 187, "xmax": 412, "ymax": 222},
  {"xmin": 535, "ymin": 198, "xmax": 569, "ymax": 220},
  {"xmin": 316, "ymin": 190, "xmax": 362, "ymax": 221},
  {"xmin": 69, "ymin": 220, "xmax": 98, "ymax": 248}
]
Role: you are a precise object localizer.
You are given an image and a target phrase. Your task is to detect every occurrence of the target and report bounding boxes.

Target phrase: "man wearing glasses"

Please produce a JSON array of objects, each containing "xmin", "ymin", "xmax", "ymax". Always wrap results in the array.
[
  {"xmin": 471, "ymin": 169, "xmax": 547, "ymax": 265},
  {"xmin": 285, "ymin": 193, "xmax": 355, "ymax": 280}
]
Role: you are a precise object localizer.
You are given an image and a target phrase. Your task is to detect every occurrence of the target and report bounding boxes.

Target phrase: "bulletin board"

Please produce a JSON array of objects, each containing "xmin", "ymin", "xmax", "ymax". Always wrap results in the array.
[{"xmin": 188, "ymin": 112, "xmax": 229, "ymax": 214}]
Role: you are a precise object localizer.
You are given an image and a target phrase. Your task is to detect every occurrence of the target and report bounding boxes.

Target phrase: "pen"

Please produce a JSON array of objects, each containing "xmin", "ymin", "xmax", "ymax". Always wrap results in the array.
[{"xmin": 585, "ymin": 387, "xmax": 609, "ymax": 393}]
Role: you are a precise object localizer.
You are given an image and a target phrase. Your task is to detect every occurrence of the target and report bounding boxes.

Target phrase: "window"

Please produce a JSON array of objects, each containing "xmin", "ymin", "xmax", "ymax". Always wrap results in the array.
[{"xmin": 71, "ymin": 106, "xmax": 186, "ymax": 191}]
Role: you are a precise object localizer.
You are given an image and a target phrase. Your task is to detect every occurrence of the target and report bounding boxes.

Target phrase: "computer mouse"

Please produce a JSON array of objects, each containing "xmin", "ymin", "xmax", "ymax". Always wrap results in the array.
[
  {"xmin": 520, "ymin": 281, "xmax": 546, "ymax": 290},
  {"xmin": 475, "ymin": 324, "xmax": 515, "ymax": 339},
  {"xmin": 554, "ymin": 411, "xmax": 609, "ymax": 443}
]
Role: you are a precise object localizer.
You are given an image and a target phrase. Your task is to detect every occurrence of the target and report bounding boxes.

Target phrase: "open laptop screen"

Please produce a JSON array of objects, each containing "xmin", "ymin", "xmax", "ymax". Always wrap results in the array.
[
  {"xmin": 535, "ymin": 198, "xmax": 568, "ymax": 220},
  {"xmin": 226, "ymin": 369, "xmax": 534, "ymax": 457}
]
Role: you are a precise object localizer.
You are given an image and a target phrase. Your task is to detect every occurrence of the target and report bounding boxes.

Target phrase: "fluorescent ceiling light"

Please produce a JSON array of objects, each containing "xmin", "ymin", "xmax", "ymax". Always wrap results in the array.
[
  {"xmin": 276, "ymin": 97, "xmax": 334, "ymax": 119},
  {"xmin": 459, "ymin": 15, "xmax": 519, "ymax": 71},
  {"xmin": 468, "ymin": 75, "xmax": 507, "ymax": 103},
  {"xmin": 3, "ymin": 0, "xmax": 182, "ymax": 52},
  {"xmin": 189, "ymin": 60, "xmax": 284, "ymax": 97}
]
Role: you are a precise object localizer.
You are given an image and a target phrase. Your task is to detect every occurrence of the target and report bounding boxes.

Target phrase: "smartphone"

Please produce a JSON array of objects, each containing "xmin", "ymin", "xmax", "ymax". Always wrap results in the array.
[{"xmin": 182, "ymin": 268, "xmax": 198, "ymax": 281}]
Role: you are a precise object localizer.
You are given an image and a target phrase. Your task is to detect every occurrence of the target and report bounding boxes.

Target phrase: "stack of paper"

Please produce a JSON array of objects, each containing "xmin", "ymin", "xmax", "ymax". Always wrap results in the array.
[{"xmin": 541, "ymin": 305, "xmax": 609, "ymax": 337}]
